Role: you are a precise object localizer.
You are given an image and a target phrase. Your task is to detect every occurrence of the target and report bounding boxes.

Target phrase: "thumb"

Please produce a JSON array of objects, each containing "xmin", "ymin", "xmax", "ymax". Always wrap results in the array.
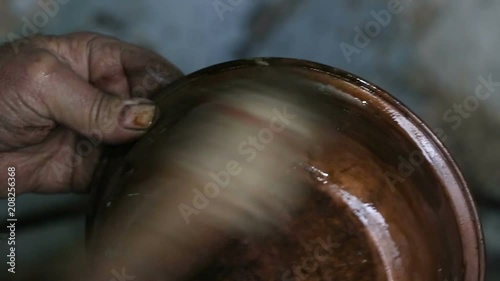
[{"xmin": 38, "ymin": 61, "xmax": 158, "ymax": 143}]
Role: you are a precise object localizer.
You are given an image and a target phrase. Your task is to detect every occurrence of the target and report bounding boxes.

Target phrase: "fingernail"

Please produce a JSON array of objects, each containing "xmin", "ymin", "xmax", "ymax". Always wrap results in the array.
[{"xmin": 121, "ymin": 102, "xmax": 158, "ymax": 130}]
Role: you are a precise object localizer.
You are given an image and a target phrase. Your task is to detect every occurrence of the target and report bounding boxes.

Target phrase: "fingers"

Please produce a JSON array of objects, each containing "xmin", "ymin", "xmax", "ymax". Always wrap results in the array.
[
  {"xmin": 0, "ymin": 33, "xmax": 181, "ymax": 196},
  {"xmin": 29, "ymin": 51, "xmax": 158, "ymax": 144},
  {"xmin": 88, "ymin": 55, "xmax": 130, "ymax": 98},
  {"xmin": 44, "ymin": 32, "xmax": 183, "ymax": 98}
]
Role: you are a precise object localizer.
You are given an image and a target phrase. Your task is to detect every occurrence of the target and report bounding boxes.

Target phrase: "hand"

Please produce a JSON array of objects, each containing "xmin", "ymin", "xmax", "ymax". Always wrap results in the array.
[{"xmin": 0, "ymin": 32, "xmax": 182, "ymax": 197}]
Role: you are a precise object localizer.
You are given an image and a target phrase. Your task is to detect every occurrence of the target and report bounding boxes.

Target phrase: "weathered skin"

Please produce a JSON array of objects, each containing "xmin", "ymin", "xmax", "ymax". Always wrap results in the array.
[{"xmin": 0, "ymin": 32, "xmax": 182, "ymax": 196}]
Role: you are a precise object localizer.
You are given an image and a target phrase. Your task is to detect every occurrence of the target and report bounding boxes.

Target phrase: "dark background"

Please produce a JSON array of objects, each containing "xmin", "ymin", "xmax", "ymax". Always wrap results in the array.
[{"xmin": 0, "ymin": 0, "xmax": 498, "ymax": 280}]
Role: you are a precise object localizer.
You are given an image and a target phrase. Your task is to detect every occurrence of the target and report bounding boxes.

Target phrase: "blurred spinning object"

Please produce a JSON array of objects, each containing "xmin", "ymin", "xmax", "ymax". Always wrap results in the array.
[
  {"xmin": 87, "ymin": 59, "xmax": 484, "ymax": 281},
  {"xmin": 87, "ymin": 73, "xmax": 320, "ymax": 280}
]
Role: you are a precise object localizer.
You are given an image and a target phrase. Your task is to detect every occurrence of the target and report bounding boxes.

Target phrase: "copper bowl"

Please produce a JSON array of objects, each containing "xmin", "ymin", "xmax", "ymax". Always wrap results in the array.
[{"xmin": 87, "ymin": 58, "xmax": 484, "ymax": 281}]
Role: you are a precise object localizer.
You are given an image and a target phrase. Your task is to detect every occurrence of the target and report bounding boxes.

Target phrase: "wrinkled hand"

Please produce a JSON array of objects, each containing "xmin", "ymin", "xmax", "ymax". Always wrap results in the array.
[{"xmin": 0, "ymin": 32, "xmax": 182, "ymax": 197}]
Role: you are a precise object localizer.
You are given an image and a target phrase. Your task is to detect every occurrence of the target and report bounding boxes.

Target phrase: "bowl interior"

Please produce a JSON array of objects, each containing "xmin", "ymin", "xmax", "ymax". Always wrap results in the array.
[{"xmin": 87, "ymin": 58, "xmax": 483, "ymax": 281}]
